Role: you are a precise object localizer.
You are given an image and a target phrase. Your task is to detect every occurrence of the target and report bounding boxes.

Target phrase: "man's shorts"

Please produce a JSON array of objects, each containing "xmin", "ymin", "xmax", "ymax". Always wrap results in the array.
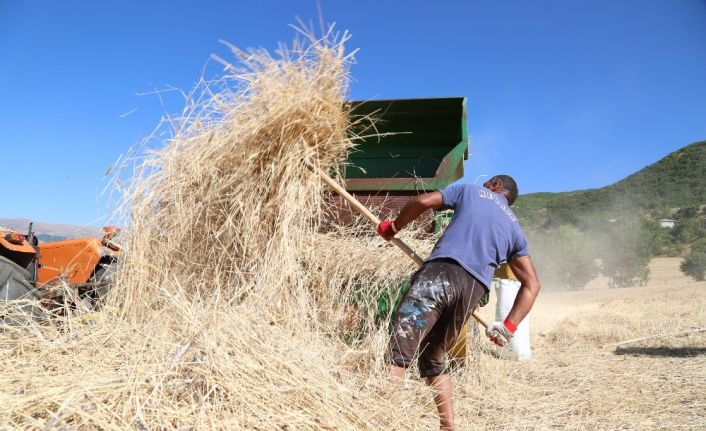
[{"xmin": 389, "ymin": 258, "xmax": 486, "ymax": 377}]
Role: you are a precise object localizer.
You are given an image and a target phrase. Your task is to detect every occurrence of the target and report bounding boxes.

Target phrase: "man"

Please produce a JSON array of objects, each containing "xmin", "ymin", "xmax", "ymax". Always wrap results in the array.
[{"xmin": 377, "ymin": 175, "xmax": 541, "ymax": 431}]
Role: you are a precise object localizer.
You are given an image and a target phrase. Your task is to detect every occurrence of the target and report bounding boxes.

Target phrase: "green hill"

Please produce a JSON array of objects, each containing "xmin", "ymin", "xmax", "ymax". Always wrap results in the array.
[
  {"xmin": 515, "ymin": 140, "xmax": 706, "ymax": 228},
  {"xmin": 513, "ymin": 140, "xmax": 706, "ymax": 289}
]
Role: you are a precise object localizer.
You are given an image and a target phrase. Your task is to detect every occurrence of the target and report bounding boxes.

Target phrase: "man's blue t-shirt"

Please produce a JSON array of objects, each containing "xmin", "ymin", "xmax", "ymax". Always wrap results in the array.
[{"xmin": 426, "ymin": 183, "xmax": 529, "ymax": 290}]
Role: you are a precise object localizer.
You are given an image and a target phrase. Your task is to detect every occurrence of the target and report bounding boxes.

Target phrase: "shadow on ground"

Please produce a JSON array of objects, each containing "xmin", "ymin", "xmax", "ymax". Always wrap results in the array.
[{"xmin": 614, "ymin": 346, "xmax": 706, "ymax": 357}]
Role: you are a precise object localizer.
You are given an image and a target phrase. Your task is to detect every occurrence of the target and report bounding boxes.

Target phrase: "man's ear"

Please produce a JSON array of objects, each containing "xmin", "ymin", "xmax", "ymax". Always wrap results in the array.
[{"xmin": 506, "ymin": 193, "xmax": 515, "ymax": 206}]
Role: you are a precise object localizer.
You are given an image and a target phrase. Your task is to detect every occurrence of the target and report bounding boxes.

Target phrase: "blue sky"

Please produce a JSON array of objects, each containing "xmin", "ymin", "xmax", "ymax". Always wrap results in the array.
[{"xmin": 1, "ymin": 1, "xmax": 705, "ymax": 226}]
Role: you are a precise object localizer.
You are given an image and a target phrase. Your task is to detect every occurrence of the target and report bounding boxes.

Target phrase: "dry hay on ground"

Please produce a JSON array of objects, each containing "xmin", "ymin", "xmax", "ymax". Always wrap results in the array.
[
  {"xmin": 0, "ymin": 25, "xmax": 704, "ymax": 430},
  {"xmin": 465, "ymin": 258, "xmax": 706, "ymax": 430}
]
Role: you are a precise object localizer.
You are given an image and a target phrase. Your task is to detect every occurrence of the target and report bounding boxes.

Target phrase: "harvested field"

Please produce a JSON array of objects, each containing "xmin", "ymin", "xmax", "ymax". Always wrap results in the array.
[
  {"xmin": 464, "ymin": 257, "xmax": 706, "ymax": 430},
  {"xmin": 0, "ymin": 26, "xmax": 704, "ymax": 430}
]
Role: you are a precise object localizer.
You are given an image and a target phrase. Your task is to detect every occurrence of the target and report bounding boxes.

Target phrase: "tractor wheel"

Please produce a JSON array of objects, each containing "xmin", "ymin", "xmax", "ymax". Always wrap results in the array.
[
  {"xmin": 0, "ymin": 255, "xmax": 43, "ymax": 326},
  {"xmin": 86, "ymin": 261, "xmax": 117, "ymax": 306}
]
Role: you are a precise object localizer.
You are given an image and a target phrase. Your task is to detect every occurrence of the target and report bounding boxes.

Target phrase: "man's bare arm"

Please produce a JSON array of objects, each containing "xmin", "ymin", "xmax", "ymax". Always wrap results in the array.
[
  {"xmin": 393, "ymin": 192, "xmax": 444, "ymax": 230},
  {"xmin": 506, "ymin": 255, "xmax": 541, "ymax": 325}
]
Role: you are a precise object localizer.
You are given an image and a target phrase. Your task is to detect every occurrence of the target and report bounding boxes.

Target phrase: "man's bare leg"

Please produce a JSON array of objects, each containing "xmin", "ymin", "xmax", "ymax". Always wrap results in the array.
[{"xmin": 426, "ymin": 374, "xmax": 455, "ymax": 431}]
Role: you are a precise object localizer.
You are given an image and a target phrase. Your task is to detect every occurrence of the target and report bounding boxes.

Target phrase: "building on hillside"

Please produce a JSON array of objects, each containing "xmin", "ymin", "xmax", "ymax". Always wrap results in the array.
[
  {"xmin": 328, "ymin": 97, "xmax": 469, "ymax": 233},
  {"xmin": 659, "ymin": 218, "xmax": 677, "ymax": 228}
]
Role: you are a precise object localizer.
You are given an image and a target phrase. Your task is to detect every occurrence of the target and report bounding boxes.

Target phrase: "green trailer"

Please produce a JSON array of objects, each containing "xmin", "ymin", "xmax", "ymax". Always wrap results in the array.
[
  {"xmin": 344, "ymin": 97, "xmax": 469, "ymax": 193},
  {"xmin": 329, "ymin": 97, "xmax": 469, "ymax": 230}
]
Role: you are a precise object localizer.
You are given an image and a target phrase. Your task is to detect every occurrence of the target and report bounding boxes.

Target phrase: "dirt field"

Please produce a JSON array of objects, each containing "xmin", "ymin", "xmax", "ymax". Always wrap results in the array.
[{"xmin": 455, "ymin": 257, "xmax": 706, "ymax": 430}]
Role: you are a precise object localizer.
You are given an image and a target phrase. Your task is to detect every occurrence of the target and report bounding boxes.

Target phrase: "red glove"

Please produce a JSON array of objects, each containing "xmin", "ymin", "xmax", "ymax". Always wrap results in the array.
[
  {"xmin": 377, "ymin": 219, "xmax": 398, "ymax": 241},
  {"xmin": 486, "ymin": 318, "xmax": 517, "ymax": 347}
]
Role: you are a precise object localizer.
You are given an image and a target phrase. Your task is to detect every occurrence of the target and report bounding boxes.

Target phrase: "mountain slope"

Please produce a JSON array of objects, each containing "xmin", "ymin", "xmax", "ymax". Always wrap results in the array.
[
  {"xmin": 515, "ymin": 140, "xmax": 706, "ymax": 227},
  {"xmin": 0, "ymin": 218, "xmax": 102, "ymax": 240}
]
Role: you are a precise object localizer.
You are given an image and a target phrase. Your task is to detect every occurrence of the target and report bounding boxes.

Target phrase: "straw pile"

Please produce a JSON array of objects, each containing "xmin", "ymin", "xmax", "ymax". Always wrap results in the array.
[
  {"xmin": 0, "ymin": 26, "xmax": 704, "ymax": 430},
  {"xmin": 0, "ymin": 28, "xmax": 447, "ymax": 429}
]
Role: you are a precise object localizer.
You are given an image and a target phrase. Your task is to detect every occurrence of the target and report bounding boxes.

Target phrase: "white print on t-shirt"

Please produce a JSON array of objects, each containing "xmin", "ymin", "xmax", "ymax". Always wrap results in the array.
[{"xmin": 478, "ymin": 189, "xmax": 518, "ymax": 222}]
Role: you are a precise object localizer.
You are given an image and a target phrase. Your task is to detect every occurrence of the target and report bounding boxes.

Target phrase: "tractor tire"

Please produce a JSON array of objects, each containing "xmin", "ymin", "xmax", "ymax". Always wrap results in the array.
[
  {"xmin": 86, "ymin": 261, "xmax": 117, "ymax": 306},
  {"xmin": 0, "ymin": 255, "xmax": 43, "ymax": 326}
]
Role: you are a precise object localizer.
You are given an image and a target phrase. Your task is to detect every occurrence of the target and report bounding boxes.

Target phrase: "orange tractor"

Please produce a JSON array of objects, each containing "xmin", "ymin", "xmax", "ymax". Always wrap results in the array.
[
  {"xmin": 36, "ymin": 226, "xmax": 120, "ymax": 299},
  {"xmin": 0, "ymin": 228, "xmax": 41, "ymax": 302},
  {"xmin": 0, "ymin": 224, "xmax": 120, "ymax": 313}
]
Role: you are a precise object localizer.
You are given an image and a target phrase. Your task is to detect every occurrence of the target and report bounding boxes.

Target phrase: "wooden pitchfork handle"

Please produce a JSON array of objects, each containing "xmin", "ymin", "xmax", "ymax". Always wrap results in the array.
[{"xmin": 308, "ymin": 162, "xmax": 489, "ymax": 330}]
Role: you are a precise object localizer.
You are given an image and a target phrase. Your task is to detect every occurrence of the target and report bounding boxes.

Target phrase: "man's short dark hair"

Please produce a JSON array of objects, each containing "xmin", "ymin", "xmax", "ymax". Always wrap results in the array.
[{"xmin": 489, "ymin": 175, "xmax": 518, "ymax": 205}]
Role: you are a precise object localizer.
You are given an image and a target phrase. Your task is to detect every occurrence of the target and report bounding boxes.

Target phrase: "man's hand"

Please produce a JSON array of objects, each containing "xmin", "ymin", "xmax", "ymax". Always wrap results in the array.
[
  {"xmin": 485, "ymin": 318, "xmax": 517, "ymax": 347},
  {"xmin": 377, "ymin": 220, "xmax": 398, "ymax": 241}
]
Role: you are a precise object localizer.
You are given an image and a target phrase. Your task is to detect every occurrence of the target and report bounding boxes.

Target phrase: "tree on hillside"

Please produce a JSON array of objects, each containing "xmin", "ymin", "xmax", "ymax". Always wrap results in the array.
[
  {"xmin": 595, "ymin": 218, "xmax": 653, "ymax": 288},
  {"xmin": 642, "ymin": 218, "xmax": 683, "ymax": 257},
  {"xmin": 674, "ymin": 206, "xmax": 699, "ymax": 220},
  {"xmin": 681, "ymin": 239, "xmax": 706, "ymax": 281},
  {"xmin": 672, "ymin": 218, "xmax": 706, "ymax": 244},
  {"xmin": 526, "ymin": 225, "xmax": 599, "ymax": 290}
]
